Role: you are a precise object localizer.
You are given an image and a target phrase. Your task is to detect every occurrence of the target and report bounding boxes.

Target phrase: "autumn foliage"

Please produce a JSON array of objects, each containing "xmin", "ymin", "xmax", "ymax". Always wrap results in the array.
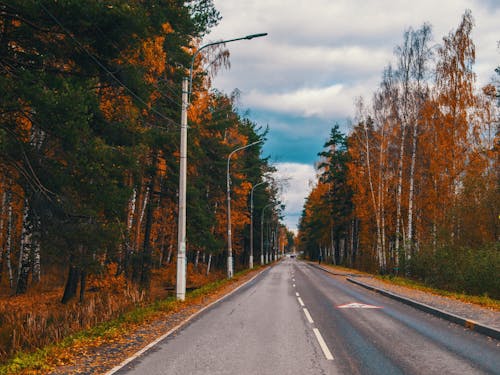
[
  {"xmin": 0, "ymin": 0, "xmax": 279, "ymax": 363},
  {"xmin": 298, "ymin": 11, "xmax": 499, "ymax": 297}
]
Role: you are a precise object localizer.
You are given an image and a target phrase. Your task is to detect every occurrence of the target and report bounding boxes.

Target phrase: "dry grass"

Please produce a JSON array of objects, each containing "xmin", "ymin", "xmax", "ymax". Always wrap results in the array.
[
  {"xmin": 0, "ymin": 262, "xmax": 222, "ymax": 365},
  {"xmin": 0, "ymin": 264, "xmax": 261, "ymax": 375}
]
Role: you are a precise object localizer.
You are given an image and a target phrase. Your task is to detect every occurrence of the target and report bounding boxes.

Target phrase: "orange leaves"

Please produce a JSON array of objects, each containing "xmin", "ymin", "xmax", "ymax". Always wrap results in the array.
[
  {"xmin": 140, "ymin": 36, "xmax": 167, "ymax": 84},
  {"xmin": 99, "ymin": 86, "xmax": 140, "ymax": 123},
  {"xmin": 162, "ymin": 22, "xmax": 174, "ymax": 34}
]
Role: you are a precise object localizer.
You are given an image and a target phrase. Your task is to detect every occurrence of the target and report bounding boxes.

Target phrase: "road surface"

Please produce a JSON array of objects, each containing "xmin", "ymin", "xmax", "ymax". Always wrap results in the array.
[{"xmin": 115, "ymin": 259, "xmax": 500, "ymax": 374}]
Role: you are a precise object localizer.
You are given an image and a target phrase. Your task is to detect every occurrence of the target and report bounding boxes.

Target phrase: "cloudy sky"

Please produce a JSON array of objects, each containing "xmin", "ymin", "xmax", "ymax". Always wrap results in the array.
[{"xmin": 202, "ymin": 0, "xmax": 500, "ymax": 231}]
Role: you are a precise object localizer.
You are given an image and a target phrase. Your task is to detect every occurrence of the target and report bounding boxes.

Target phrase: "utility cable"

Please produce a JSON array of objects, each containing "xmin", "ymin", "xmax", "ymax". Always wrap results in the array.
[{"xmin": 39, "ymin": 3, "xmax": 181, "ymax": 128}]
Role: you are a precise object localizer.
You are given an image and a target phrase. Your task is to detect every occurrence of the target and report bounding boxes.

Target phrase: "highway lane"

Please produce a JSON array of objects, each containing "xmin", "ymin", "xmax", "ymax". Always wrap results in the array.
[
  {"xmin": 293, "ymin": 261, "xmax": 499, "ymax": 374},
  {"xmin": 115, "ymin": 259, "xmax": 500, "ymax": 374}
]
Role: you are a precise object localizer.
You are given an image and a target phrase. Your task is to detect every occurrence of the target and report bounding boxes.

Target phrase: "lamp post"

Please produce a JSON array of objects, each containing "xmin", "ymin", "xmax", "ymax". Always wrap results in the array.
[
  {"xmin": 227, "ymin": 141, "xmax": 263, "ymax": 278},
  {"xmin": 249, "ymin": 180, "xmax": 266, "ymax": 269},
  {"xmin": 176, "ymin": 33, "xmax": 267, "ymax": 301},
  {"xmin": 261, "ymin": 202, "xmax": 279, "ymax": 265}
]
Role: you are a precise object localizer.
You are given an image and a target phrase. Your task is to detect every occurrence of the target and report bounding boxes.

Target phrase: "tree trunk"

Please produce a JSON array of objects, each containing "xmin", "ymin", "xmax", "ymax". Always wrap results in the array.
[
  {"xmin": 16, "ymin": 199, "xmax": 32, "ymax": 295},
  {"xmin": 31, "ymin": 212, "xmax": 41, "ymax": 284},
  {"xmin": 61, "ymin": 263, "xmax": 81, "ymax": 304},
  {"xmin": 194, "ymin": 250, "xmax": 200, "ymax": 272},
  {"xmin": 362, "ymin": 120, "xmax": 385, "ymax": 271},
  {"xmin": 394, "ymin": 123, "xmax": 406, "ymax": 268},
  {"xmin": 206, "ymin": 253, "xmax": 212, "ymax": 276},
  {"xmin": 166, "ymin": 242, "xmax": 173, "ymax": 265},
  {"xmin": 119, "ymin": 187, "xmax": 137, "ymax": 276},
  {"xmin": 406, "ymin": 117, "xmax": 418, "ymax": 267},
  {"xmin": 6, "ymin": 193, "xmax": 13, "ymax": 288},
  {"xmin": 140, "ymin": 153, "xmax": 158, "ymax": 292},
  {"xmin": 0, "ymin": 189, "xmax": 7, "ymax": 283}
]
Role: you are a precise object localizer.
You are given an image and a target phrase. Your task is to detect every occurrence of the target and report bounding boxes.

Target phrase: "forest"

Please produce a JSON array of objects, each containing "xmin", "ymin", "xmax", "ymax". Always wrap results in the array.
[
  {"xmin": 298, "ymin": 11, "xmax": 499, "ymax": 298},
  {"xmin": 0, "ymin": 0, "xmax": 286, "ymax": 361}
]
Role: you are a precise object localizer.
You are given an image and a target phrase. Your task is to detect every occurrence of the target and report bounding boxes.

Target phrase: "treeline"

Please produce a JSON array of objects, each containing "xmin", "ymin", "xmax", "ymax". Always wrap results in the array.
[
  {"xmin": 0, "ymin": 1, "xmax": 282, "ymax": 303},
  {"xmin": 298, "ymin": 11, "xmax": 499, "ymax": 297}
]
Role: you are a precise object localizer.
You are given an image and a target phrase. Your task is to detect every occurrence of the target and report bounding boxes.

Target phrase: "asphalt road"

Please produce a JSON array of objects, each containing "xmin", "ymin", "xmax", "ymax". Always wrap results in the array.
[{"xmin": 115, "ymin": 259, "xmax": 500, "ymax": 375}]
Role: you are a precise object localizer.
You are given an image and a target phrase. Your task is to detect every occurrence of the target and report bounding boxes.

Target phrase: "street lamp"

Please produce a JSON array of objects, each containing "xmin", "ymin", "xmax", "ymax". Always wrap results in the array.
[
  {"xmin": 177, "ymin": 33, "xmax": 267, "ymax": 301},
  {"xmin": 227, "ymin": 140, "xmax": 263, "ymax": 278},
  {"xmin": 249, "ymin": 180, "xmax": 266, "ymax": 269}
]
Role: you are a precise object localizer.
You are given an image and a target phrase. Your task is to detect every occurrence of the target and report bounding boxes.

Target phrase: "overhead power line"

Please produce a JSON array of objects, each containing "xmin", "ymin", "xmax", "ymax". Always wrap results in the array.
[{"xmin": 39, "ymin": 3, "xmax": 180, "ymax": 128}]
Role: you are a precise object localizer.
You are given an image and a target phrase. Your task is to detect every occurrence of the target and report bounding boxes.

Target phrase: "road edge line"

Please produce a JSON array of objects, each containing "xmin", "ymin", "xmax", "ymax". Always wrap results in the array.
[
  {"xmin": 346, "ymin": 277, "xmax": 500, "ymax": 341},
  {"xmin": 104, "ymin": 266, "xmax": 271, "ymax": 375}
]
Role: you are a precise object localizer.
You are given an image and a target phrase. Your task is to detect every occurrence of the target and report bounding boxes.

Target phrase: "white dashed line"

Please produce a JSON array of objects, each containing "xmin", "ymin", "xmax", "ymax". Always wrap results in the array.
[
  {"xmin": 292, "ymin": 278, "xmax": 295, "ymax": 282},
  {"xmin": 295, "ymin": 292, "xmax": 300, "ymax": 297},
  {"xmin": 313, "ymin": 328, "xmax": 334, "ymax": 360},
  {"xmin": 293, "ymin": 284, "xmax": 296, "ymax": 288},
  {"xmin": 303, "ymin": 308, "xmax": 314, "ymax": 323},
  {"xmin": 297, "ymin": 297, "xmax": 305, "ymax": 307}
]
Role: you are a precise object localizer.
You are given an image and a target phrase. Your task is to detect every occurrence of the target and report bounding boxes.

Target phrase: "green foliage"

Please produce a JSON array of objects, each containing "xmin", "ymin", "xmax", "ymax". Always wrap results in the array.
[
  {"xmin": 409, "ymin": 242, "xmax": 500, "ymax": 299},
  {"xmin": 298, "ymin": 124, "xmax": 353, "ymax": 263}
]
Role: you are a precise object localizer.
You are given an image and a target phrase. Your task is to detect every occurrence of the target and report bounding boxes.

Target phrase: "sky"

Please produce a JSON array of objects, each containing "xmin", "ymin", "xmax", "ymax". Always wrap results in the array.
[{"xmin": 202, "ymin": 0, "xmax": 500, "ymax": 232}]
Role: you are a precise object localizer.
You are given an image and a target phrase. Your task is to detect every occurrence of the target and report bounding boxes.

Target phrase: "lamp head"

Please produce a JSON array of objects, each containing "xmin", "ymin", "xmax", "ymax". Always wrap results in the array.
[{"xmin": 245, "ymin": 33, "xmax": 268, "ymax": 40}]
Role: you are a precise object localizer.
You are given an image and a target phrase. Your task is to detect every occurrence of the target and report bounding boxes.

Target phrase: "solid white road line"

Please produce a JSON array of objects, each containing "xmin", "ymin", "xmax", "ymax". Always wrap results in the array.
[
  {"xmin": 303, "ymin": 308, "xmax": 314, "ymax": 323},
  {"xmin": 313, "ymin": 328, "xmax": 334, "ymax": 360},
  {"xmin": 297, "ymin": 297, "xmax": 305, "ymax": 307},
  {"xmin": 104, "ymin": 268, "xmax": 269, "ymax": 375}
]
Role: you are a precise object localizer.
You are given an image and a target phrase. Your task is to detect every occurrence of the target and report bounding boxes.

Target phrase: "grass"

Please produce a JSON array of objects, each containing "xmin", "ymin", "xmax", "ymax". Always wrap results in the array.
[
  {"xmin": 311, "ymin": 261, "xmax": 500, "ymax": 310},
  {"xmin": 376, "ymin": 274, "xmax": 500, "ymax": 311},
  {"xmin": 0, "ymin": 265, "xmax": 263, "ymax": 375}
]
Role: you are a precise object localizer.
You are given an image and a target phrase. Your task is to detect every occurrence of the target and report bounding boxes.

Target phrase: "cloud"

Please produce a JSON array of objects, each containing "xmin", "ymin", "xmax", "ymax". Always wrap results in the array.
[
  {"xmin": 203, "ymin": 0, "xmax": 500, "ymax": 230},
  {"xmin": 245, "ymin": 82, "xmax": 376, "ymax": 119},
  {"xmin": 273, "ymin": 162, "xmax": 316, "ymax": 230}
]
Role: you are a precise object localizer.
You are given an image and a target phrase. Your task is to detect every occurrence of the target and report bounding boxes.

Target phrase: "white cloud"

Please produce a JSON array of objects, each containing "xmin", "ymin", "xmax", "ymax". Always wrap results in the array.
[
  {"xmin": 202, "ymin": 0, "xmax": 500, "ymax": 229},
  {"xmin": 273, "ymin": 162, "xmax": 316, "ymax": 230},
  {"xmin": 206, "ymin": 0, "xmax": 499, "ymax": 100},
  {"xmin": 245, "ymin": 82, "xmax": 377, "ymax": 119}
]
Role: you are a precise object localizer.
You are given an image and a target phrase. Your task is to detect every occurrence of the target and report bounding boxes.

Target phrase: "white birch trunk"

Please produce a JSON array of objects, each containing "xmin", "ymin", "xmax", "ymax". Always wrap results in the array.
[
  {"xmin": 194, "ymin": 250, "xmax": 200, "ymax": 272},
  {"xmin": 361, "ymin": 121, "xmax": 385, "ymax": 271},
  {"xmin": 127, "ymin": 188, "xmax": 137, "ymax": 231},
  {"xmin": 206, "ymin": 253, "xmax": 212, "ymax": 276},
  {"xmin": 406, "ymin": 118, "xmax": 418, "ymax": 264},
  {"xmin": 139, "ymin": 187, "xmax": 150, "ymax": 227},
  {"xmin": 166, "ymin": 242, "xmax": 173, "ymax": 264},
  {"xmin": 394, "ymin": 123, "xmax": 406, "ymax": 262}
]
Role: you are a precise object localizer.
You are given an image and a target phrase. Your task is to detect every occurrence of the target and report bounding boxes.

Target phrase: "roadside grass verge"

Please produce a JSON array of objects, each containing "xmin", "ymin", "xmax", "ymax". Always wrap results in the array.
[
  {"xmin": 312, "ymin": 261, "xmax": 500, "ymax": 311},
  {"xmin": 0, "ymin": 266, "xmax": 260, "ymax": 375},
  {"xmin": 375, "ymin": 274, "xmax": 500, "ymax": 311}
]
